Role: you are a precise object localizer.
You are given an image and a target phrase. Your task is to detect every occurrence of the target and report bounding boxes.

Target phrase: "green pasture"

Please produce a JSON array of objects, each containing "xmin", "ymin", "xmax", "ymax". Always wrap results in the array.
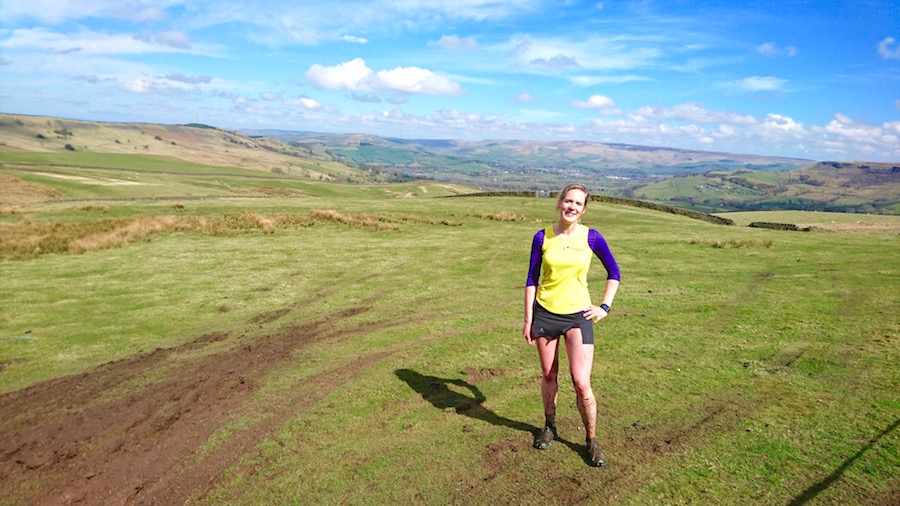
[
  {"xmin": 0, "ymin": 151, "xmax": 261, "ymax": 175},
  {"xmin": 718, "ymin": 210, "xmax": 900, "ymax": 227},
  {"xmin": 1, "ymin": 165, "xmax": 898, "ymax": 504}
]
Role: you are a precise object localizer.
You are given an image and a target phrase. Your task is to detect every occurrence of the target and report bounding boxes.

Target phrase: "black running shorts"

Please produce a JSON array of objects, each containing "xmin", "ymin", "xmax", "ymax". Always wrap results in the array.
[{"xmin": 531, "ymin": 302, "xmax": 594, "ymax": 345}]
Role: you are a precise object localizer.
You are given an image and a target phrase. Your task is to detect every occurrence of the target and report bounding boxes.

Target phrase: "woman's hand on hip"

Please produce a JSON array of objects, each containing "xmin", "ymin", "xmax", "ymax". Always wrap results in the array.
[{"xmin": 583, "ymin": 305, "xmax": 609, "ymax": 323}]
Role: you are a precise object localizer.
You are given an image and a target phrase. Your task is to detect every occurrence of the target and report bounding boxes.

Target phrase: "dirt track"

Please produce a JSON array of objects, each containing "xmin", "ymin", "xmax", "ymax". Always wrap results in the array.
[{"xmin": 0, "ymin": 305, "xmax": 395, "ymax": 505}]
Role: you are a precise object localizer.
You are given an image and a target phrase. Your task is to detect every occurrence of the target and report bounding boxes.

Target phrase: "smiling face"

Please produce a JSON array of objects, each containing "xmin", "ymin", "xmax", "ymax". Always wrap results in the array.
[{"xmin": 556, "ymin": 187, "xmax": 588, "ymax": 225}]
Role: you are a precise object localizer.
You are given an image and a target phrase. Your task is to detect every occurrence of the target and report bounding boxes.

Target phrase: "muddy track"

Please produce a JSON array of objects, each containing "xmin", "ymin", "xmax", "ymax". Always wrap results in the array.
[{"xmin": 0, "ymin": 295, "xmax": 460, "ymax": 505}]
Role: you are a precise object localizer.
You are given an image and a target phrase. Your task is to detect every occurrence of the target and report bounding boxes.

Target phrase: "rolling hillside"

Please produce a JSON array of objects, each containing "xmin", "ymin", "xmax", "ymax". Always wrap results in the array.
[
  {"xmin": 638, "ymin": 162, "xmax": 900, "ymax": 214},
  {"xmin": 3, "ymin": 114, "xmax": 897, "ymax": 214},
  {"xmin": 0, "ymin": 113, "xmax": 366, "ymax": 183}
]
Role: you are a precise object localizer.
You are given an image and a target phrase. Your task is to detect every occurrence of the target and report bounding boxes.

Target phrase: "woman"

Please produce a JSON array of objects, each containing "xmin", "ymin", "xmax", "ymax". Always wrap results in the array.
[{"xmin": 524, "ymin": 183, "xmax": 620, "ymax": 467}]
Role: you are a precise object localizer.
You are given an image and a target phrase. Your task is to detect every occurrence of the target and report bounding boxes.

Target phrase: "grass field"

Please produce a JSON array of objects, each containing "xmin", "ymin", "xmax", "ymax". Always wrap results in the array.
[{"xmin": 1, "ymin": 157, "xmax": 898, "ymax": 504}]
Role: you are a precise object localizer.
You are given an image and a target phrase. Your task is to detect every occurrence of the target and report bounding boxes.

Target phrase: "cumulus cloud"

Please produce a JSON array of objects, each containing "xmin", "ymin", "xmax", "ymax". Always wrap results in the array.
[
  {"xmin": 305, "ymin": 58, "xmax": 376, "ymax": 92},
  {"xmin": 304, "ymin": 58, "xmax": 463, "ymax": 96},
  {"xmin": 572, "ymin": 95, "xmax": 620, "ymax": 115},
  {"xmin": 376, "ymin": 66, "xmax": 463, "ymax": 95},
  {"xmin": 430, "ymin": 35, "xmax": 479, "ymax": 51},
  {"xmin": 878, "ymin": 37, "xmax": 900, "ymax": 60},
  {"xmin": 760, "ymin": 113, "xmax": 804, "ymax": 133},
  {"xmin": 260, "ymin": 92, "xmax": 282, "ymax": 101}
]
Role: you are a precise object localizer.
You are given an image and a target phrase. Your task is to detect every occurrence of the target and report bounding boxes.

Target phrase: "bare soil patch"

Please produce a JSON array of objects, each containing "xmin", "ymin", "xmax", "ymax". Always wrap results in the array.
[{"xmin": 0, "ymin": 304, "xmax": 389, "ymax": 505}]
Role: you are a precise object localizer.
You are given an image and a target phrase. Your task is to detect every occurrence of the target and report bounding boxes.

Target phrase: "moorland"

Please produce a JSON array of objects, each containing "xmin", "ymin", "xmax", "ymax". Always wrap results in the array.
[{"xmin": 0, "ymin": 113, "xmax": 898, "ymax": 505}]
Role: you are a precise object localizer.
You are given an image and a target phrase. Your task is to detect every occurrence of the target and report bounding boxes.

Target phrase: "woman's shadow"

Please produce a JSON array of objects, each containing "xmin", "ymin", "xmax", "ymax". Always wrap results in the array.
[
  {"xmin": 395, "ymin": 368, "xmax": 586, "ymax": 460},
  {"xmin": 395, "ymin": 368, "xmax": 536, "ymax": 435}
]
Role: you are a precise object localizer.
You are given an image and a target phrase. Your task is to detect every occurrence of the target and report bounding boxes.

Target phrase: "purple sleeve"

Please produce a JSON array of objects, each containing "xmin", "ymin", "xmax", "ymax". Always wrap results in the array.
[
  {"xmin": 526, "ymin": 230, "xmax": 544, "ymax": 287},
  {"xmin": 588, "ymin": 229, "xmax": 621, "ymax": 281}
]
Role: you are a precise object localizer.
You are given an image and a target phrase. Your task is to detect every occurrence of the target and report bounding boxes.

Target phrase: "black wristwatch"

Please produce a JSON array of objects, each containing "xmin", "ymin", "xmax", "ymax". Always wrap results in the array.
[{"xmin": 599, "ymin": 303, "xmax": 610, "ymax": 313}]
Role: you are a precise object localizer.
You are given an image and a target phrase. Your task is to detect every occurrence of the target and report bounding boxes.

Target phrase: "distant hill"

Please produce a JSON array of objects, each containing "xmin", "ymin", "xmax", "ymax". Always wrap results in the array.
[
  {"xmin": 636, "ymin": 162, "xmax": 900, "ymax": 214},
  {"xmin": 244, "ymin": 130, "xmax": 899, "ymax": 214},
  {"xmin": 2, "ymin": 114, "xmax": 895, "ymax": 214},
  {"xmin": 246, "ymin": 130, "xmax": 813, "ymax": 190},
  {"xmin": 0, "ymin": 113, "xmax": 370, "ymax": 183}
]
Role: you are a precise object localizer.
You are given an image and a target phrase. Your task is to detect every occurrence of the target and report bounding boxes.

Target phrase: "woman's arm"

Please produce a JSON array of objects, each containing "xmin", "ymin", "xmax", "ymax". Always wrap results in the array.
[
  {"xmin": 524, "ymin": 285, "xmax": 536, "ymax": 345},
  {"xmin": 524, "ymin": 230, "xmax": 544, "ymax": 345},
  {"xmin": 584, "ymin": 279, "xmax": 619, "ymax": 323}
]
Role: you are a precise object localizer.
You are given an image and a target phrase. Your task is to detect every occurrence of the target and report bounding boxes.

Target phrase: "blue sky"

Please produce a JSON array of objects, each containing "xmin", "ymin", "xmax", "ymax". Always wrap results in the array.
[{"xmin": 1, "ymin": 0, "xmax": 898, "ymax": 162}]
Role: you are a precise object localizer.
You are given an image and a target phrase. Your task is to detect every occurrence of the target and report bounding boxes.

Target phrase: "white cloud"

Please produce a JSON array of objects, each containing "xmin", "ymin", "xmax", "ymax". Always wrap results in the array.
[
  {"xmin": 757, "ymin": 42, "xmax": 777, "ymax": 55},
  {"xmin": 0, "ymin": 0, "xmax": 164, "ymax": 24},
  {"xmin": 305, "ymin": 58, "xmax": 375, "ymax": 92},
  {"xmin": 757, "ymin": 42, "xmax": 797, "ymax": 57},
  {"xmin": 341, "ymin": 35, "xmax": 368, "ymax": 44},
  {"xmin": 260, "ymin": 92, "xmax": 282, "ymax": 101},
  {"xmin": 572, "ymin": 95, "xmax": 622, "ymax": 116},
  {"xmin": 430, "ymin": 35, "xmax": 479, "ymax": 51},
  {"xmin": 166, "ymin": 73, "xmax": 211, "ymax": 84},
  {"xmin": 120, "ymin": 77, "xmax": 200, "ymax": 96},
  {"xmin": 1, "ymin": 27, "xmax": 198, "ymax": 55},
  {"xmin": 154, "ymin": 31, "xmax": 192, "ymax": 50},
  {"xmin": 351, "ymin": 92, "xmax": 381, "ymax": 103},
  {"xmin": 760, "ymin": 113, "xmax": 804, "ymax": 133},
  {"xmin": 635, "ymin": 102, "xmax": 757, "ymax": 125},
  {"xmin": 569, "ymin": 74, "xmax": 649, "ymax": 86},
  {"xmin": 530, "ymin": 54, "xmax": 579, "ymax": 69},
  {"xmin": 375, "ymin": 66, "xmax": 464, "ymax": 96},
  {"xmin": 878, "ymin": 37, "xmax": 900, "ymax": 60},
  {"xmin": 573, "ymin": 94, "xmax": 616, "ymax": 110},
  {"xmin": 501, "ymin": 34, "xmax": 660, "ymax": 74},
  {"xmin": 721, "ymin": 75, "xmax": 788, "ymax": 92},
  {"xmin": 286, "ymin": 97, "xmax": 321, "ymax": 109},
  {"xmin": 516, "ymin": 91, "xmax": 535, "ymax": 103},
  {"xmin": 305, "ymin": 58, "xmax": 464, "ymax": 96}
]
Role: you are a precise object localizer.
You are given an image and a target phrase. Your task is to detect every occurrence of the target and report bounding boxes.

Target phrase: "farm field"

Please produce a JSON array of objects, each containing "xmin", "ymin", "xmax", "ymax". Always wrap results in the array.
[{"xmin": 1, "ymin": 155, "xmax": 898, "ymax": 505}]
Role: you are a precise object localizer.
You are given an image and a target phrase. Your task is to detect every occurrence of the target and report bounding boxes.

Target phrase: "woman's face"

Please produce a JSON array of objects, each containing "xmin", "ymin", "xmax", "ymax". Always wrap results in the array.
[{"xmin": 557, "ymin": 188, "xmax": 587, "ymax": 224}]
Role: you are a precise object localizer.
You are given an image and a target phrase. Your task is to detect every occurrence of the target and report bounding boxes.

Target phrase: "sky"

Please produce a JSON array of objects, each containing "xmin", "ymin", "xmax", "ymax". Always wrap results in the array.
[{"xmin": 1, "ymin": 0, "xmax": 899, "ymax": 162}]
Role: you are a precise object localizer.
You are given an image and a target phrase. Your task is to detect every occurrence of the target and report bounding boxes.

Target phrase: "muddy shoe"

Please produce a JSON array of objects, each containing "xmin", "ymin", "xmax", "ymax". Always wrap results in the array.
[
  {"xmin": 587, "ymin": 437, "xmax": 608, "ymax": 467},
  {"xmin": 534, "ymin": 425, "xmax": 557, "ymax": 449}
]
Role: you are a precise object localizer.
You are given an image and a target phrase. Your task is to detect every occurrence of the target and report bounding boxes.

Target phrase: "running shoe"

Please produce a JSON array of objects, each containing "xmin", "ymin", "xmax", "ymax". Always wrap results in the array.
[
  {"xmin": 587, "ymin": 437, "xmax": 608, "ymax": 467},
  {"xmin": 534, "ymin": 425, "xmax": 558, "ymax": 449}
]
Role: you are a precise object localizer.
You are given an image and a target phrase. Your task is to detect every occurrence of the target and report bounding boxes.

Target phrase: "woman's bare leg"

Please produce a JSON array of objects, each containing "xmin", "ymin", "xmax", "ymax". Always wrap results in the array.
[
  {"xmin": 564, "ymin": 328, "xmax": 596, "ymax": 439},
  {"xmin": 535, "ymin": 337, "xmax": 560, "ymax": 418}
]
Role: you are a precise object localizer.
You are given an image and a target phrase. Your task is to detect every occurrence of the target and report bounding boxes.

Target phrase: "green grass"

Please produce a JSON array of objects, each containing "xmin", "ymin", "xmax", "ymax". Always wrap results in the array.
[
  {"xmin": 718, "ymin": 210, "xmax": 900, "ymax": 227},
  {"xmin": 1, "ymin": 174, "xmax": 898, "ymax": 504},
  {"xmin": 0, "ymin": 151, "xmax": 268, "ymax": 176}
]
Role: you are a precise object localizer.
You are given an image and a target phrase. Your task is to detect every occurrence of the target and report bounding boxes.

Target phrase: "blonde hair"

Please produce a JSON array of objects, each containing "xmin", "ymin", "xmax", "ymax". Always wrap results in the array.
[{"xmin": 556, "ymin": 183, "xmax": 589, "ymax": 206}]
